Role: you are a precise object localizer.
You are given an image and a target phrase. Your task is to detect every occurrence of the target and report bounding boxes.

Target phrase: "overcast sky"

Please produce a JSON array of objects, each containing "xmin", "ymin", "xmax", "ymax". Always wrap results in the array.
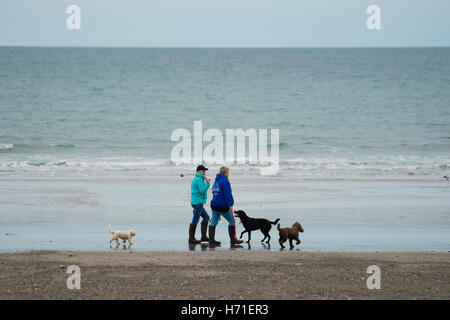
[{"xmin": 1, "ymin": 0, "xmax": 449, "ymax": 47}]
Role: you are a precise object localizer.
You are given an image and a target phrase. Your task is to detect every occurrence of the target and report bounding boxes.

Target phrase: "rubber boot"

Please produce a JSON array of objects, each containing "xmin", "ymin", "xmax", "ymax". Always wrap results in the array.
[
  {"xmin": 228, "ymin": 226, "xmax": 243, "ymax": 245},
  {"xmin": 208, "ymin": 225, "xmax": 221, "ymax": 245},
  {"xmin": 200, "ymin": 222, "xmax": 209, "ymax": 242},
  {"xmin": 188, "ymin": 224, "xmax": 201, "ymax": 244}
]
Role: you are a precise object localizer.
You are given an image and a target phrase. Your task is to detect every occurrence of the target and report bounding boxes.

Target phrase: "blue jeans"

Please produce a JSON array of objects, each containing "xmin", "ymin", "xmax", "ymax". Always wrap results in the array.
[
  {"xmin": 191, "ymin": 204, "xmax": 210, "ymax": 224},
  {"xmin": 210, "ymin": 209, "xmax": 235, "ymax": 227}
]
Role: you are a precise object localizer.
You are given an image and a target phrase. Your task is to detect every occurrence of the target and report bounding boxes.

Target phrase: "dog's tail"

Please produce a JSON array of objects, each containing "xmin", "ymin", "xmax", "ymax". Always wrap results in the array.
[
  {"xmin": 277, "ymin": 223, "xmax": 281, "ymax": 231},
  {"xmin": 107, "ymin": 225, "xmax": 113, "ymax": 234},
  {"xmin": 271, "ymin": 218, "xmax": 280, "ymax": 225}
]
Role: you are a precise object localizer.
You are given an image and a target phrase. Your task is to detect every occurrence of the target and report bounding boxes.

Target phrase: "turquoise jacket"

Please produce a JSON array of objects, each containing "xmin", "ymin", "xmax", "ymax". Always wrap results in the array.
[{"xmin": 190, "ymin": 172, "xmax": 211, "ymax": 205}]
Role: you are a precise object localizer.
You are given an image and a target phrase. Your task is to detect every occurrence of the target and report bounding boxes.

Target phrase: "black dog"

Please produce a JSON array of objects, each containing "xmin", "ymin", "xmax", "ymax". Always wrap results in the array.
[{"xmin": 234, "ymin": 210, "xmax": 280, "ymax": 244}]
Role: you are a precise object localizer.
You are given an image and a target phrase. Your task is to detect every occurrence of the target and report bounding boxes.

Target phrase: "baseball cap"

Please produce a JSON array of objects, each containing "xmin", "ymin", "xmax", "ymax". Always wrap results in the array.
[{"xmin": 196, "ymin": 164, "xmax": 208, "ymax": 171}]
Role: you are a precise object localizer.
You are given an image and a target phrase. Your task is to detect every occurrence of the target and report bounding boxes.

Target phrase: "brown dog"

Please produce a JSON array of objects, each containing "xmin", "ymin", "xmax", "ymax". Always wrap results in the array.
[{"xmin": 277, "ymin": 222, "xmax": 304, "ymax": 249}]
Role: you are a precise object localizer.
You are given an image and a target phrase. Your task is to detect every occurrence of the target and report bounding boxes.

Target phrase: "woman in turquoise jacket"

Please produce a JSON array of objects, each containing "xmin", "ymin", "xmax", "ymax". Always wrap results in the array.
[{"xmin": 189, "ymin": 165, "xmax": 211, "ymax": 244}]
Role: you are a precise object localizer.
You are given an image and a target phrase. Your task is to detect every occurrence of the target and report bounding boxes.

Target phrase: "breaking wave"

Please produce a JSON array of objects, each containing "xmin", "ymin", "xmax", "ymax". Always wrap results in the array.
[
  {"xmin": 0, "ymin": 155, "xmax": 448, "ymax": 177},
  {"xmin": 0, "ymin": 144, "xmax": 13, "ymax": 150}
]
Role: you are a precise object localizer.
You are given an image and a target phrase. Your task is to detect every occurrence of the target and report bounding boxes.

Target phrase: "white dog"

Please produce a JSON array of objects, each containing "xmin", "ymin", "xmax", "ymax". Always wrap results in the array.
[{"xmin": 108, "ymin": 225, "xmax": 136, "ymax": 245}]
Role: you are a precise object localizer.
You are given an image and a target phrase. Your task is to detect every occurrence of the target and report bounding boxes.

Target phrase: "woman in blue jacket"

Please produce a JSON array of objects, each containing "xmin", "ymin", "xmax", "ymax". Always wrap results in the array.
[
  {"xmin": 209, "ymin": 166, "xmax": 243, "ymax": 246},
  {"xmin": 189, "ymin": 165, "xmax": 211, "ymax": 244}
]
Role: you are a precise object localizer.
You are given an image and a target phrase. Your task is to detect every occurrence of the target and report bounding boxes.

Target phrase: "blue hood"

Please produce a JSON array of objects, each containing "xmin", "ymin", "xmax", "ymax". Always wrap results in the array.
[{"xmin": 214, "ymin": 173, "xmax": 227, "ymax": 182}]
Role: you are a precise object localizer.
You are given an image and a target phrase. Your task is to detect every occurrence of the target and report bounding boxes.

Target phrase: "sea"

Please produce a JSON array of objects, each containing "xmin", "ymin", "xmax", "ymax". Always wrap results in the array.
[{"xmin": 0, "ymin": 47, "xmax": 449, "ymax": 252}]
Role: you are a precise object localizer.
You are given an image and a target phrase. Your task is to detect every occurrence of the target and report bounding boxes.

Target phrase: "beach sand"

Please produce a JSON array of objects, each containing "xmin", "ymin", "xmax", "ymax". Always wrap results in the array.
[{"xmin": 0, "ymin": 250, "xmax": 448, "ymax": 300}]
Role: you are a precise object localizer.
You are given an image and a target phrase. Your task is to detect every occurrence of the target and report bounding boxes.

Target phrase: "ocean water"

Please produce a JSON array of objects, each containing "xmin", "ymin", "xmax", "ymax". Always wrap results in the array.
[
  {"xmin": 0, "ymin": 47, "xmax": 449, "ymax": 178},
  {"xmin": 0, "ymin": 47, "xmax": 449, "ymax": 252}
]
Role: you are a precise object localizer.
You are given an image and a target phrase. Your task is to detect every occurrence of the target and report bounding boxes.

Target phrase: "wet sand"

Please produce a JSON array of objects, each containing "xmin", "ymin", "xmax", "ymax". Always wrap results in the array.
[
  {"xmin": 0, "ymin": 250, "xmax": 448, "ymax": 299},
  {"xmin": 1, "ymin": 176, "xmax": 449, "ymax": 252}
]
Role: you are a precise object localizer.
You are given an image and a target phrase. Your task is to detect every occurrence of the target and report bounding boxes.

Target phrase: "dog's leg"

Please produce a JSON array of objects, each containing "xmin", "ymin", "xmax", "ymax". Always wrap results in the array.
[
  {"xmin": 295, "ymin": 236, "xmax": 301, "ymax": 245},
  {"xmin": 246, "ymin": 231, "xmax": 252, "ymax": 243},
  {"xmin": 279, "ymin": 238, "xmax": 285, "ymax": 249},
  {"xmin": 261, "ymin": 230, "xmax": 270, "ymax": 244},
  {"xmin": 289, "ymin": 238, "xmax": 294, "ymax": 250},
  {"xmin": 266, "ymin": 234, "xmax": 271, "ymax": 244},
  {"xmin": 240, "ymin": 230, "xmax": 247, "ymax": 239},
  {"xmin": 111, "ymin": 236, "xmax": 118, "ymax": 245}
]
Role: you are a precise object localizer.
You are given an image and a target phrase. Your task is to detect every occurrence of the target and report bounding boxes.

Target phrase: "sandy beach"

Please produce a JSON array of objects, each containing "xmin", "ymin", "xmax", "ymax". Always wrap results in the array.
[{"xmin": 0, "ymin": 251, "xmax": 448, "ymax": 300}]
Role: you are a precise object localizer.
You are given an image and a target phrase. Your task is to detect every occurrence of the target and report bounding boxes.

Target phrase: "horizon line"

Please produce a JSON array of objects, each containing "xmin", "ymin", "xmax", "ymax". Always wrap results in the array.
[{"xmin": 1, "ymin": 45, "xmax": 449, "ymax": 49}]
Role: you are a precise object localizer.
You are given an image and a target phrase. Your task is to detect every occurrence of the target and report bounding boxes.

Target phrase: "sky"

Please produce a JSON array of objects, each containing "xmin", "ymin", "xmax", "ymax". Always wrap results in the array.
[{"xmin": 0, "ymin": 0, "xmax": 449, "ymax": 47}]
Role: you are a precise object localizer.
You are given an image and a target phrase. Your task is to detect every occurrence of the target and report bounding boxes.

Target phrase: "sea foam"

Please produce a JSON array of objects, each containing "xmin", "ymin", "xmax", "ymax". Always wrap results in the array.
[{"xmin": 0, "ymin": 144, "xmax": 13, "ymax": 150}]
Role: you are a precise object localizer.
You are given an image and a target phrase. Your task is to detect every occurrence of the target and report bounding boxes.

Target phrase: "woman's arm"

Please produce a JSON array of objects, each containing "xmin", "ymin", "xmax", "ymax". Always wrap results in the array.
[
  {"xmin": 223, "ymin": 180, "xmax": 234, "ymax": 207},
  {"xmin": 193, "ymin": 176, "xmax": 210, "ymax": 193},
  {"xmin": 199, "ymin": 179, "xmax": 210, "ymax": 193}
]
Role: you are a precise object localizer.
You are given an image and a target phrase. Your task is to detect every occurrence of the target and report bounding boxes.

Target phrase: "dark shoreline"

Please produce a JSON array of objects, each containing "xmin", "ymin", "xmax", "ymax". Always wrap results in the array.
[{"xmin": 0, "ymin": 251, "xmax": 448, "ymax": 300}]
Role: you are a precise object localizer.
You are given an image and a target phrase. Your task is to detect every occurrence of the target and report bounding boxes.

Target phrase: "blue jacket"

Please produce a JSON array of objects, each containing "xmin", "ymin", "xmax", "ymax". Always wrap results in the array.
[
  {"xmin": 210, "ymin": 174, "xmax": 234, "ymax": 209},
  {"xmin": 191, "ymin": 172, "xmax": 210, "ymax": 205}
]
